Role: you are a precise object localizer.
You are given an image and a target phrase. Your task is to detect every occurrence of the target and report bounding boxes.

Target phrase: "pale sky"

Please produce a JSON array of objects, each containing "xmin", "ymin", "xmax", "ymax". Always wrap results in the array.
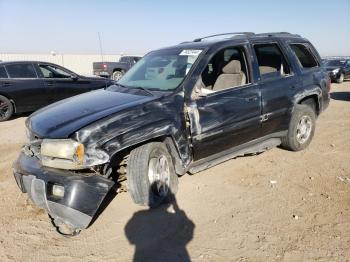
[{"xmin": 1, "ymin": 0, "xmax": 349, "ymax": 56}]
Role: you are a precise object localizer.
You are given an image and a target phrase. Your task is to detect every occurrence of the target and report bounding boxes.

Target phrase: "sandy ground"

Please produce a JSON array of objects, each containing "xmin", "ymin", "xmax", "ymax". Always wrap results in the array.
[{"xmin": 0, "ymin": 82, "xmax": 350, "ymax": 262}]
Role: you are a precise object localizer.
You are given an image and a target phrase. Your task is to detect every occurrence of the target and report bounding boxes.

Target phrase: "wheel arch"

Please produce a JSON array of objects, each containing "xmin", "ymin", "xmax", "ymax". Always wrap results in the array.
[
  {"xmin": 298, "ymin": 94, "xmax": 320, "ymax": 115},
  {"xmin": 112, "ymin": 68, "xmax": 124, "ymax": 73},
  {"xmin": 107, "ymin": 134, "xmax": 188, "ymax": 176}
]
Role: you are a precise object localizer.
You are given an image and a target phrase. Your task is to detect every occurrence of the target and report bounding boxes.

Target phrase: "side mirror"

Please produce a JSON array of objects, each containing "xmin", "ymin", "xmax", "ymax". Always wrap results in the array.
[{"xmin": 71, "ymin": 75, "xmax": 79, "ymax": 81}]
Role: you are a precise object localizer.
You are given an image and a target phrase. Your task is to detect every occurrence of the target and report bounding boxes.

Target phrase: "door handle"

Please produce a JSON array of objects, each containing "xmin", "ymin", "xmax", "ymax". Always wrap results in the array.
[
  {"xmin": 2, "ymin": 82, "xmax": 12, "ymax": 87},
  {"xmin": 245, "ymin": 96, "xmax": 258, "ymax": 102},
  {"xmin": 47, "ymin": 82, "xmax": 54, "ymax": 86}
]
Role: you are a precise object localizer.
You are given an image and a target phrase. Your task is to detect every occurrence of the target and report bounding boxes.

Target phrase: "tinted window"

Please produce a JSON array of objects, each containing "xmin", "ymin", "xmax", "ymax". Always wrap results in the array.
[
  {"xmin": 0, "ymin": 66, "xmax": 8, "ymax": 78},
  {"xmin": 6, "ymin": 64, "xmax": 37, "ymax": 78},
  {"xmin": 120, "ymin": 57, "xmax": 128, "ymax": 62},
  {"xmin": 290, "ymin": 44, "xmax": 318, "ymax": 68},
  {"xmin": 39, "ymin": 64, "xmax": 72, "ymax": 78},
  {"xmin": 254, "ymin": 43, "xmax": 291, "ymax": 77}
]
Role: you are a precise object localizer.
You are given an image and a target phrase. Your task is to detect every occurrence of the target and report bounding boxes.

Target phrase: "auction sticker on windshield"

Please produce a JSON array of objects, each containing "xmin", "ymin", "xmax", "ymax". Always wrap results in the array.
[{"xmin": 179, "ymin": 49, "xmax": 202, "ymax": 56}]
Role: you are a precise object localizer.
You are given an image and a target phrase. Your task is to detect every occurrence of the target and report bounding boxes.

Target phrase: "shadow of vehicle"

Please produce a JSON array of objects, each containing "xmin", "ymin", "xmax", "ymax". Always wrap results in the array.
[
  {"xmin": 125, "ymin": 185, "xmax": 195, "ymax": 262},
  {"xmin": 330, "ymin": 92, "xmax": 350, "ymax": 102}
]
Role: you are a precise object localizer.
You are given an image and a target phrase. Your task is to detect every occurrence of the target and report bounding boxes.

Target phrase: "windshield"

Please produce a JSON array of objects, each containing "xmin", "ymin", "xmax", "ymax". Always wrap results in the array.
[
  {"xmin": 117, "ymin": 48, "xmax": 203, "ymax": 91},
  {"xmin": 325, "ymin": 60, "xmax": 346, "ymax": 66}
]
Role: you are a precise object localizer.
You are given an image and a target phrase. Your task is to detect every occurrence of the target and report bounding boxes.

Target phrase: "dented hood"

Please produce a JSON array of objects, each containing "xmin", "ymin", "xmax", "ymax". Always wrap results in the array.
[{"xmin": 27, "ymin": 89, "xmax": 155, "ymax": 138}]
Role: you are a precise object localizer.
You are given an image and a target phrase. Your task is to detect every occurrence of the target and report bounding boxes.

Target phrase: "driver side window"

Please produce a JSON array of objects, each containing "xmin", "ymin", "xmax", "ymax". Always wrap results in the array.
[
  {"xmin": 195, "ymin": 46, "xmax": 250, "ymax": 96},
  {"xmin": 39, "ymin": 64, "xmax": 72, "ymax": 78}
]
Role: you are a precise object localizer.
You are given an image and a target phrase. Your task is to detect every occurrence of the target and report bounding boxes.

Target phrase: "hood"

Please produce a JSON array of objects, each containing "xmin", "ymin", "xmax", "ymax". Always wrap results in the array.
[{"xmin": 27, "ymin": 89, "xmax": 155, "ymax": 138}]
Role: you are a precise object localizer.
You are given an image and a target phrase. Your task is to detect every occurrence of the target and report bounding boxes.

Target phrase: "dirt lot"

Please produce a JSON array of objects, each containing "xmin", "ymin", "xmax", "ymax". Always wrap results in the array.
[{"xmin": 0, "ymin": 82, "xmax": 349, "ymax": 262}]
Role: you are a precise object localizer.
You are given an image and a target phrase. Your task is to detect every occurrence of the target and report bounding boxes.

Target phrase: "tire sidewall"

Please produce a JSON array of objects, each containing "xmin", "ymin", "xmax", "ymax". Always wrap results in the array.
[
  {"xmin": 337, "ymin": 73, "xmax": 344, "ymax": 83},
  {"xmin": 288, "ymin": 105, "xmax": 316, "ymax": 151},
  {"xmin": 0, "ymin": 95, "xmax": 14, "ymax": 121},
  {"xmin": 127, "ymin": 142, "xmax": 178, "ymax": 208},
  {"xmin": 112, "ymin": 70, "xmax": 124, "ymax": 81}
]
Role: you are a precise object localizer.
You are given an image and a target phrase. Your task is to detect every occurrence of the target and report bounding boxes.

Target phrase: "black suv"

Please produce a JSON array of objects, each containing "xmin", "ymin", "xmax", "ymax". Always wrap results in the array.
[
  {"xmin": 13, "ymin": 32, "xmax": 330, "ymax": 235},
  {"xmin": 324, "ymin": 58, "xmax": 350, "ymax": 83}
]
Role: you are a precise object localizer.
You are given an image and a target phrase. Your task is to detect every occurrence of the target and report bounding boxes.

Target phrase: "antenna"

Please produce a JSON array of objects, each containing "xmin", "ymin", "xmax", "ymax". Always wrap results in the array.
[{"xmin": 98, "ymin": 32, "xmax": 104, "ymax": 62}]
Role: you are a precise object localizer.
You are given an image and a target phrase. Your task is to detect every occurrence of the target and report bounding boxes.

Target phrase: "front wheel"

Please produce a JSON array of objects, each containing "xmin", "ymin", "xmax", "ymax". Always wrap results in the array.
[
  {"xmin": 337, "ymin": 73, "xmax": 344, "ymax": 84},
  {"xmin": 126, "ymin": 142, "xmax": 178, "ymax": 207},
  {"xmin": 281, "ymin": 104, "xmax": 316, "ymax": 151}
]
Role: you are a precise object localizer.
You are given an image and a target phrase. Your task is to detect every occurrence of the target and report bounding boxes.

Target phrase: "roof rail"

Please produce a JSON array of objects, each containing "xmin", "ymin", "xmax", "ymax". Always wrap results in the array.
[
  {"xmin": 255, "ymin": 32, "xmax": 301, "ymax": 37},
  {"xmin": 193, "ymin": 32, "xmax": 255, "ymax": 42}
]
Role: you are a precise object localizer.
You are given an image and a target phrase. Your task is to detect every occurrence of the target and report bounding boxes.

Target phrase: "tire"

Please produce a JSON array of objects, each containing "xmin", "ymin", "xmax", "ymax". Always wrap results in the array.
[
  {"xmin": 126, "ymin": 142, "xmax": 178, "ymax": 207},
  {"xmin": 0, "ymin": 95, "xmax": 14, "ymax": 122},
  {"xmin": 281, "ymin": 104, "xmax": 316, "ymax": 151},
  {"xmin": 111, "ymin": 70, "xmax": 124, "ymax": 81},
  {"xmin": 337, "ymin": 73, "xmax": 344, "ymax": 84}
]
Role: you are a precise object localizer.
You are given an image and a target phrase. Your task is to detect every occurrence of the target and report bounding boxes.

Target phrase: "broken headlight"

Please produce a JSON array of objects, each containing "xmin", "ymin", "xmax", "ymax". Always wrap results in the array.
[{"xmin": 40, "ymin": 139, "xmax": 109, "ymax": 170}]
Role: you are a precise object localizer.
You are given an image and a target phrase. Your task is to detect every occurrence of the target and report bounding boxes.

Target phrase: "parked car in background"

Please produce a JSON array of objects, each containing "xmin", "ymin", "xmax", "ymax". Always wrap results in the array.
[
  {"xmin": 93, "ymin": 56, "xmax": 142, "ymax": 80},
  {"xmin": 14, "ymin": 32, "xmax": 330, "ymax": 235},
  {"xmin": 324, "ymin": 58, "xmax": 350, "ymax": 83},
  {"xmin": 0, "ymin": 61, "xmax": 113, "ymax": 121}
]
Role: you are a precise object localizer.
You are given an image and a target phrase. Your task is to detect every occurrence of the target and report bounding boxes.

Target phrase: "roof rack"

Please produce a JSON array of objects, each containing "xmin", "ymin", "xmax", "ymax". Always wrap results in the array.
[
  {"xmin": 255, "ymin": 32, "xmax": 301, "ymax": 37},
  {"xmin": 193, "ymin": 32, "xmax": 255, "ymax": 42}
]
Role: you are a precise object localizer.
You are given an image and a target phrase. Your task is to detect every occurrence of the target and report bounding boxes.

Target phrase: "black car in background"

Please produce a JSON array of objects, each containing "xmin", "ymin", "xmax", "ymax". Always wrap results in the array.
[
  {"xmin": 324, "ymin": 58, "xmax": 350, "ymax": 83},
  {"xmin": 0, "ymin": 61, "xmax": 113, "ymax": 121}
]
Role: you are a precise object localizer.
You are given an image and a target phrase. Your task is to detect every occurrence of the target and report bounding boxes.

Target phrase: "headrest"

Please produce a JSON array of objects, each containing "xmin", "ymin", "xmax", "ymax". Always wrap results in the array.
[{"xmin": 222, "ymin": 60, "xmax": 241, "ymax": 74}]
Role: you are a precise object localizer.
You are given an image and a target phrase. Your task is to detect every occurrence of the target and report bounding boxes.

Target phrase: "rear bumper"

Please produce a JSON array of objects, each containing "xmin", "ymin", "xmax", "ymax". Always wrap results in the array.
[
  {"xmin": 93, "ymin": 70, "xmax": 110, "ymax": 78},
  {"xmin": 13, "ymin": 152, "xmax": 114, "ymax": 230}
]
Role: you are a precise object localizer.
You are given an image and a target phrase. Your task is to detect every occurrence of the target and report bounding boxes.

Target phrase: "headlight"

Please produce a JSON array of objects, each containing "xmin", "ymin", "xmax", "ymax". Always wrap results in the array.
[
  {"xmin": 332, "ymin": 68, "xmax": 340, "ymax": 74},
  {"xmin": 41, "ymin": 139, "xmax": 85, "ymax": 170}
]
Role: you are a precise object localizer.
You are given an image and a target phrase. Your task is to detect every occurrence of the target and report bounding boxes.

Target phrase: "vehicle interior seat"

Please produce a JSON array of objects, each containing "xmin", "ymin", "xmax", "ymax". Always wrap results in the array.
[{"xmin": 212, "ymin": 60, "xmax": 246, "ymax": 91}]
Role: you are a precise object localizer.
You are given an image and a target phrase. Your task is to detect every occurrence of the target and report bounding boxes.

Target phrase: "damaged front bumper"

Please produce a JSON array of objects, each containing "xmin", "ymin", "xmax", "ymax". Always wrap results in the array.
[{"xmin": 13, "ymin": 152, "xmax": 114, "ymax": 231}]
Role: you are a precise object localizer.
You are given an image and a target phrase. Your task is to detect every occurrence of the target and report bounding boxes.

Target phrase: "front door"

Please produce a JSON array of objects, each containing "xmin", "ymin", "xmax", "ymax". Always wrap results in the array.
[{"xmin": 187, "ymin": 45, "xmax": 262, "ymax": 161}]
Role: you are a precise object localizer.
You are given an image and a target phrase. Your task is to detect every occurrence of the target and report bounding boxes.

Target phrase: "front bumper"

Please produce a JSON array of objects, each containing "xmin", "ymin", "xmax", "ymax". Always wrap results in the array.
[{"xmin": 13, "ymin": 152, "xmax": 114, "ymax": 230}]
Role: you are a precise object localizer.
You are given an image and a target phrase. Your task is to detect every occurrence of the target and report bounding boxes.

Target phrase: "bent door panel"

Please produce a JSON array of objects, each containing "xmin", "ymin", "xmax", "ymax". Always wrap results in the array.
[{"xmin": 189, "ymin": 84, "xmax": 261, "ymax": 160}]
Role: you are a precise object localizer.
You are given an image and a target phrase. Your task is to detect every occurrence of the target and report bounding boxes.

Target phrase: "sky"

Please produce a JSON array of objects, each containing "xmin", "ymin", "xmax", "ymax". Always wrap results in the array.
[{"xmin": 0, "ymin": 0, "xmax": 349, "ymax": 56}]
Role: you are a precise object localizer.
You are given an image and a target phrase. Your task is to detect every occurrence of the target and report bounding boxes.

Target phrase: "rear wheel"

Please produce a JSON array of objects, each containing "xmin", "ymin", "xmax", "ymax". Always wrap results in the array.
[
  {"xmin": 281, "ymin": 104, "xmax": 316, "ymax": 151},
  {"xmin": 337, "ymin": 73, "xmax": 344, "ymax": 83},
  {"xmin": 112, "ymin": 70, "xmax": 124, "ymax": 81},
  {"xmin": 126, "ymin": 142, "xmax": 178, "ymax": 207},
  {"xmin": 0, "ymin": 95, "xmax": 14, "ymax": 122}
]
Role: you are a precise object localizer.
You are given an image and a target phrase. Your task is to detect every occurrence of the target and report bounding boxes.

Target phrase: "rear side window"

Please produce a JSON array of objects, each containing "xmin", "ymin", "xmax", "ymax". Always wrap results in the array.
[
  {"xmin": 254, "ymin": 43, "xmax": 291, "ymax": 77},
  {"xmin": 290, "ymin": 44, "xmax": 319, "ymax": 68},
  {"xmin": 6, "ymin": 63, "xmax": 37, "ymax": 78},
  {"xmin": 0, "ymin": 66, "xmax": 8, "ymax": 78}
]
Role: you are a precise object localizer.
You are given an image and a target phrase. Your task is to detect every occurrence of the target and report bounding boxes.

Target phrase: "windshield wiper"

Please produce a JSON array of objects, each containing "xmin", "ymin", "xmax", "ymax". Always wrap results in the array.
[
  {"xmin": 114, "ymin": 83, "xmax": 154, "ymax": 96},
  {"xmin": 132, "ymin": 86, "xmax": 154, "ymax": 96}
]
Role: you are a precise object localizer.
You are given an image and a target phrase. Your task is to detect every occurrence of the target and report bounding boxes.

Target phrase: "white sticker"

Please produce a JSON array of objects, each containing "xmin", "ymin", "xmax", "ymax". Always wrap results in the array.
[{"xmin": 179, "ymin": 49, "xmax": 202, "ymax": 56}]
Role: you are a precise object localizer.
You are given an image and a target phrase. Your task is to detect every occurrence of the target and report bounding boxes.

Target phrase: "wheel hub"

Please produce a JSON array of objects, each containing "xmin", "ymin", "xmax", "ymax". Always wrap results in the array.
[
  {"xmin": 296, "ymin": 115, "xmax": 312, "ymax": 144},
  {"xmin": 148, "ymin": 155, "xmax": 170, "ymax": 197},
  {"xmin": 0, "ymin": 100, "xmax": 10, "ymax": 119}
]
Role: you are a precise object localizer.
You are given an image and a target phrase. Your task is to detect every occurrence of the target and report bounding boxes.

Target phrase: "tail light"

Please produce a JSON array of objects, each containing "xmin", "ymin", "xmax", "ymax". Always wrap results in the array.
[{"xmin": 101, "ymin": 64, "xmax": 107, "ymax": 70}]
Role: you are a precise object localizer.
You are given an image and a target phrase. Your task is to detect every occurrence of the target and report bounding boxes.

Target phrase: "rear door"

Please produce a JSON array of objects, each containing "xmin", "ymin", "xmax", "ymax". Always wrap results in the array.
[
  {"xmin": 251, "ymin": 41, "xmax": 298, "ymax": 136},
  {"xmin": 3, "ymin": 63, "xmax": 46, "ymax": 112}
]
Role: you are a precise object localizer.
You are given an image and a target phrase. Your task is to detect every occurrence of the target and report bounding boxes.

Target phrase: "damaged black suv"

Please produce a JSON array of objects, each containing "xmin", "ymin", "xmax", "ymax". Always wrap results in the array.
[{"xmin": 13, "ymin": 32, "xmax": 330, "ymax": 235}]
